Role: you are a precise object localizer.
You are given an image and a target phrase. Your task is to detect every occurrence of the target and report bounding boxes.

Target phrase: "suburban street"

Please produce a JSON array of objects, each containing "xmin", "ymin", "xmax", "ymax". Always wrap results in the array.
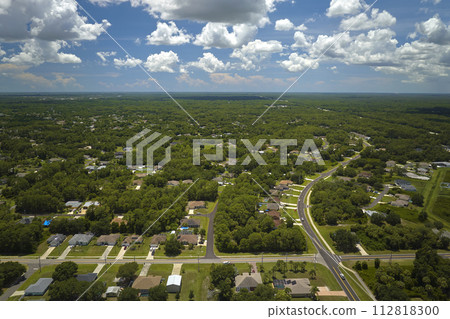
[
  {"xmin": 204, "ymin": 202, "xmax": 219, "ymax": 259},
  {"xmin": 297, "ymin": 155, "xmax": 362, "ymax": 301}
]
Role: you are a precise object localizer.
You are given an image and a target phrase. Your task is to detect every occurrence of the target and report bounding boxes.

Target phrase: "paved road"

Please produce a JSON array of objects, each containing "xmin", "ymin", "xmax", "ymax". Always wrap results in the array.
[
  {"xmin": 297, "ymin": 155, "xmax": 362, "ymax": 301},
  {"xmin": 342, "ymin": 253, "xmax": 450, "ymax": 261},
  {"xmin": 204, "ymin": 201, "xmax": 219, "ymax": 259},
  {"xmin": 363, "ymin": 185, "xmax": 389, "ymax": 209}
]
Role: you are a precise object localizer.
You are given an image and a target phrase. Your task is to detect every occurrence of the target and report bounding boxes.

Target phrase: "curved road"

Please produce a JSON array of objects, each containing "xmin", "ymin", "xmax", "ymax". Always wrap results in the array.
[
  {"xmin": 297, "ymin": 155, "xmax": 362, "ymax": 301},
  {"xmin": 204, "ymin": 201, "xmax": 219, "ymax": 259}
]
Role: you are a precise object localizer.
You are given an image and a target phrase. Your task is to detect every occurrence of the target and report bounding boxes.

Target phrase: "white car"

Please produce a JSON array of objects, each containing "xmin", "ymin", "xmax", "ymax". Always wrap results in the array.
[{"xmin": 223, "ymin": 261, "xmax": 231, "ymax": 265}]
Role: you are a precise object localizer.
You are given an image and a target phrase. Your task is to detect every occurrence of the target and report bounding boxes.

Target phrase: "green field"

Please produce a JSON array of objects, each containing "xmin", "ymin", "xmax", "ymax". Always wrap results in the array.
[
  {"xmin": 68, "ymin": 240, "xmax": 108, "ymax": 257},
  {"xmin": 148, "ymin": 264, "xmax": 173, "ymax": 280},
  {"xmin": 154, "ymin": 245, "xmax": 206, "ymax": 258},
  {"xmin": 124, "ymin": 237, "xmax": 150, "ymax": 257},
  {"xmin": 423, "ymin": 168, "xmax": 450, "ymax": 229},
  {"xmin": 177, "ymin": 264, "xmax": 211, "ymax": 300}
]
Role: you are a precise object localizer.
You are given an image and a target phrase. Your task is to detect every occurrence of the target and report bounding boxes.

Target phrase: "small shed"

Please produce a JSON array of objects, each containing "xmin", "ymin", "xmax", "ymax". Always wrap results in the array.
[{"xmin": 166, "ymin": 275, "xmax": 182, "ymax": 293}]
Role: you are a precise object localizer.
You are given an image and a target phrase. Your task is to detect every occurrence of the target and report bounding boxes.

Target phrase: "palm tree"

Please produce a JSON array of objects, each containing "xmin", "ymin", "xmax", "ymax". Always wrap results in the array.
[{"xmin": 310, "ymin": 285, "xmax": 319, "ymax": 301}]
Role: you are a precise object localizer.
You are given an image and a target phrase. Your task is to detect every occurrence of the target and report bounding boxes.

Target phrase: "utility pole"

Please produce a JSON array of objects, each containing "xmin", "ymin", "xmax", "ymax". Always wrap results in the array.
[{"xmin": 38, "ymin": 257, "xmax": 41, "ymax": 273}]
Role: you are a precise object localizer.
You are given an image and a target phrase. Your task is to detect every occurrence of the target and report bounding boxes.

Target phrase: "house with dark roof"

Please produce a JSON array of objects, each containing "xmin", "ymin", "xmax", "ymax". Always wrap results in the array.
[
  {"xmin": 180, "ymin": 218, "xmax": 201, "ymax": 228},
  {"xmin": 395, "ymin": 179, "xmax": 417, "ymax": 192},
  {"xmin": 69, "ymin": 233, "xmax": 94, "ymax": 246},
  {"xmin": 25, "ymin": 278, "xmax": 53, "ymax": 296},
  {"xmin": 47, "ymin": 234, "xmax": 66, "ymax": 247},
  {"xmin": 96, "ymin": 234, "xmax": 120, "ymax": 246},
  {"xmin": 235, "ymin": 273, "xmax": 262, "ymax": 292},
  {"xmin": 274, "ymin": 278, "xmax": 311, "ymax": 297},
  {"xmin": 76, "ymin": 273, "xmax": 98, "ymax": 282}
]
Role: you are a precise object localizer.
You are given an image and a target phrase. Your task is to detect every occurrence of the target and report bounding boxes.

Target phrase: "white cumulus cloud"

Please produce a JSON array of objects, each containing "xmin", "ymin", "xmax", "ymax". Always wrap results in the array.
[
  {"xmin": 326, "ymin": 0, "xmax": 365, "ymax": 17},
  {"xmin": 143, "ymin": 50, "xmax": 179, "ymax": 73},
  {"xmin": 231, "ymin": 39, "xmax": 283, "ymax": 70},
  {"xmin": 146, "ymin": 21, "xmax": 192, "ymax": 45},
  {"xmin": 114, "ymin": 56, "xmax": 143, "ymax": 68},
  {"xmin": 187, "ymin": 53, "xmax": 229, "ymax": 73},
  {"xmin": 194, "ymin": 23, "xmax": 257, "ymax": 49},
  {"xmin": 340, "ymin": 9, "xmax": 396, "ymax": 31}
]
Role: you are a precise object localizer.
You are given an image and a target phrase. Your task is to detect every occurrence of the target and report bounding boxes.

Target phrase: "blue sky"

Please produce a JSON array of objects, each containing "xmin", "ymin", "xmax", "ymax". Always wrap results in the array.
[{"xmin": 0, "ymin": 0, "xmax": 449, "ymax": 93}]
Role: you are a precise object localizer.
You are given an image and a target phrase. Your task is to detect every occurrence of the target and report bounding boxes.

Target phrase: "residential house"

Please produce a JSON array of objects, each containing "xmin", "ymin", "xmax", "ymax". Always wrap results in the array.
[
  {"xmin": 391, "ymin": 199, "xmax": 409, "ymax": 208},
  {"xmin": 65, "ymin": 201, "xmax": 82, "ymax": 209},
  {"xmin": 68, "ymin": 233, "xmax": 94, "ymax": 246},
  {"xmin": 187, "ymin": 201, "xmax": 206, "ymax": 210},
  {"xmin": 275, "ymin": 184, "xmax": 289, "ymax": 192},
  {"xmin": 76, "ymin": 273, "xmax": 98, "ymax": 282},
  {"xmin": 106, "ymin": 286, "xmax": 121, "ymax": 298},
  {"xmin": 182, "ymin": 179, "xmax": 193, "ymax": 184},
  {"xmin": 25, "ymin": 278, "xmax": 53, "ymax": 296},
  {"xmin": 180, "ymin": 218, "xmax": 201, "ymax": 228},
  {"xmin": 177, "ymin": 234, "xmax": 198, "ymax": 245},
  {"xmin": 395, "ymin": 194, "xmax": 411, "ymax": 201},
  {"xmin": 150, "ymin": 234, "xmax": 167, "ymax": 248},
  {"xmin": 274, "ymin": 278, "xmax": 311, "ymax": 298},
  {"xmin": 83, "ymin": 201, "xmax": 100, "ymax": 210},
  {"xmin": 167, "ymin": 180, "xmax": 180, "ymax": 186},
  {"xmin": 132, "ymin": 276, "xmax": 162, "ymax": 296},
  {"xmin": 235, "ymin": 273, "xmax": 263, "ymax": 292},
  {"xmin": 47, "ymin": 234, "xmax": 66, "ymax": 247},
  {"xmin": 337, "ymin": 176, "xmax": 352, "ymax": 182},
  {"xmin": 166, "ymin": 275, "xmax": 182, "ymax": 293},
  {"xmin": 122, "ymin": 235, "xmax": 143, "ymax": 247},
  {"xmin": 96, "ymin": 234, "xmax": 120, "ymax": 246},
  {"xmin": 267, "ymin": 203, "xmax": 279, "ymax": 211},
  {"xmin": 395, "ymin": 179, "xmax": 417, "ymax": 192},
  {"xmin": 279, "ymin": 180, "xmax": 294, "ymax": 186}
]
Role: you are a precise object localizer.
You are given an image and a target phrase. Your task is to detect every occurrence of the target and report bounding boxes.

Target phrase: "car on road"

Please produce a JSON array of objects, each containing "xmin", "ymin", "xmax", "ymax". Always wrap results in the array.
[
  {"xmin": 223, "ymin": 261, "xmax": 231, "ymax": 265},
  {"xmin": 339, "ymin": 273, "xmax": 345, "ymax": 280},
  {"xmin": 301, "ymin": 217, "xmax": 304, "ymax": 221}
]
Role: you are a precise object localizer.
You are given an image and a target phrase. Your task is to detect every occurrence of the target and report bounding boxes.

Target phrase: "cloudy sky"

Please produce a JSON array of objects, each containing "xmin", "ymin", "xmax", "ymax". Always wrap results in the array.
[{"xmin": 0, "ymin": 0, "xmax": 449, "ymax": 93}]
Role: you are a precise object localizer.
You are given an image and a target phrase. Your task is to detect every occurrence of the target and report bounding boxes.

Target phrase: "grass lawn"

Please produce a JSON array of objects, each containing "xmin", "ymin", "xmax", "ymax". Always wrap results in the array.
[
  {"xmin": 196, "ymin": 201, "xmax": 217, "ymax": 215},
  {"xmin": 154, "ymin": 245, "xmax": 206, "ymax": 258},
  {"xmin": 19, "ymin": 264, "xmax": 97, "ymax": 291},
  {"xmin": 281, "ymin": 195, "xmax": 298, "ymax": 204},
  {"xmin": 148, "ymin": 264, "xmax": 173, "ymax": 281},
  {"xmin": 97, "ymin": 263, "xmax": 144, "ymax": 287},
  {"xmin": 68, "ymin": 240, "xmax": 108, "ymax": 257},
  {"xmin": 423, "ymin": 168, "xmax": 450, "ymax": 229},
  {"xmin": 48, "ymin": 236, "xmax": 72, "ymax": 258},
  {"xmin": 233, "ymin": 262, "xmax": 251, "ymax": 275},
  {"xmin": 372, "ymin": 204, "xmax": 421, "ymax": 225},
  {"xmin": 256, "ymin": 262, "xmax": 341, "ymax": 291},
  {"xmin": 178, "ymin": 264, "xmax": 211, "ymax": 301},
  {"xmin": 124, "ymin": 237, "xmax": 150, "ymax": 257}
]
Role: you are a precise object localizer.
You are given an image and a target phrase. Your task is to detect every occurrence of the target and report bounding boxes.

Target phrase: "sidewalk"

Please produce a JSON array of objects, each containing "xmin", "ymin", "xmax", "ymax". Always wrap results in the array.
[
  {"xmin": 115, "ymin": 247, "xmax": 126, "ymax": 260},
  {"xmin": 57, "ymin": 246, "xmax": 72, "ymax": 260},
  {"xmin": 171, "ymin": 263, "xmax": 182, "ymax": 275},
  {"xmin": 41, "ymin": 247, "xmax": 55, "ymax": 260}
]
